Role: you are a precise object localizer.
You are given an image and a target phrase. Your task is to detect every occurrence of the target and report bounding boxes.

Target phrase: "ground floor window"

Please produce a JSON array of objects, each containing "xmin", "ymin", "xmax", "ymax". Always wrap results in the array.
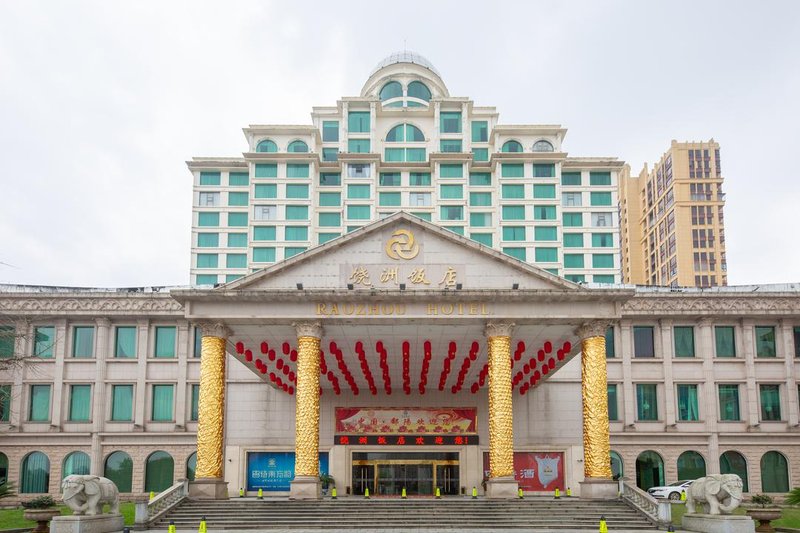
[
  {"xmin": 720, "ymin": 450, "xmax": 748, "ymax": 492},
  {"xmin": 610, "ymin": 451, "xmax": 623, "ymax": 480},
  {"xmin": 145, "ymin": 451, "xmax": 174, "ymax": 493},
  {"xmin": 760, "ymin": 451, "xmax": 789, "ymax": 492},
  {"xmin": 635, "ymin": 450, "xmax": 664, "ymax": 491},
  {"xmin": 21, "ymin": 451, "xmax": 50, "ymax": 493},
  {"xmin": 62, "ymin": 451, "xmax": 90, "ymax": 478},
  {"xmin": 677, "ymin": 451, "xmax": 706, "ymax": 480},
  {"xmin": 104, "ymin": 451, "xmax": 133, "ymax": 493}
]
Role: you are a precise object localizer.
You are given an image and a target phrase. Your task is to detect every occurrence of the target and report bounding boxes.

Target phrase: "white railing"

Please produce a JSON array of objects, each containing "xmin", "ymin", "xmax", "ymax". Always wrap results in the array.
[
  {"xmin": 619, "ymin": 480, "xmax": 671, "ymax": 526},
  {"xmin": 134, "ymin": 479, "xmax": 188, "ymax": 528}
]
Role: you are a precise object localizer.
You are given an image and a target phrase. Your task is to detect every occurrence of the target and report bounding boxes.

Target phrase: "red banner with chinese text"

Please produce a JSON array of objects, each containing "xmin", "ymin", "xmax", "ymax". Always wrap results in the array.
[
  {"xmin": 335, "ymin": 407, "xmax": 477, "ymax": 434},
  {"xmin": 482, "ymin": 452, "xmax": 565, "ymax": 491}
]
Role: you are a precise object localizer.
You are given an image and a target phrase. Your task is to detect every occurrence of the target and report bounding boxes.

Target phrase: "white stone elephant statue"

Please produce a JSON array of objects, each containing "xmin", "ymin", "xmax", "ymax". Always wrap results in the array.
[
  {"xmin": 685, "ymin": 474, "xmax": 744, "ymax": 515},
  {"xmin": 61, "ymin": 475, "xmax": 120, "ymax": 515}
]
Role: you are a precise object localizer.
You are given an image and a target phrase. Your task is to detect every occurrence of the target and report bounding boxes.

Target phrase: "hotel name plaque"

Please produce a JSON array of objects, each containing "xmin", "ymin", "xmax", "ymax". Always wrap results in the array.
[{"xmin": 315, "ymin": 302, "xmax": 492, "ymax": 317}]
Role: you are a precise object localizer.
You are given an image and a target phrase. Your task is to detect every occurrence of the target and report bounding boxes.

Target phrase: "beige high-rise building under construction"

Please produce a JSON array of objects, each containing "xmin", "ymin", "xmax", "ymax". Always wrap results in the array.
[{"xmin": 621, "ymin": 139, "xmax": 727, "ymax": 287}]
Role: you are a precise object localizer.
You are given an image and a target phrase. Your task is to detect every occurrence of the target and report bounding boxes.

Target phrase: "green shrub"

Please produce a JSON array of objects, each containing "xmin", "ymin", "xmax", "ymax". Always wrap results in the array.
[
  {"xmin": 21, "ymin": 496, "xmax": 56, "ymax": 509},
  {"xmin": 786, "ymin": 488, "xmax": 800, "ymax": 506},
  {"xmin": 751, "ymin": 494, "xmax": 775, "ymax": 508}
]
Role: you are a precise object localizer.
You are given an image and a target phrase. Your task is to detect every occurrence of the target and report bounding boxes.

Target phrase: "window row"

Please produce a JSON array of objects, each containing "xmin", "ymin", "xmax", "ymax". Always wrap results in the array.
[
  {"xmin": 604, "ymin": 325, "xmax": 800, "ymax": 359},
  {"xmin": 9, "ymin": 382, "xmax": 200, "ymax": 423},
  {"xmin": 0, "ymin": 325, "xmax": 203, "ymax": 360},
  {"xmin": 607, "ymin": 382, "xmax": 797, "ymax": 423},
  {"xmin": 617, "ymin": 449, "xmax": 788, "ymax": 493},
  {"xmin": 3, "ymin": 450, "xmax": 196, "ymax": 494}
]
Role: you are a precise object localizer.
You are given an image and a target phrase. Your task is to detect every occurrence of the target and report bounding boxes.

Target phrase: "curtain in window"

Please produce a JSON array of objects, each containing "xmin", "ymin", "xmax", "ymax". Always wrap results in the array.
[
  {"xmin": 63, "ymin": 451, "xmax": 90, "ymax": 478},
  {"xmin": 677, "ymin": 385, "xmax": 699, "ymax": 421},
  {"xmin": 152, "ymin": 385, "xmax": 174, "ymax": 421},
  {"xmin": 761, "ymin": 452, "xmax": 789, "ymax": 492},
  {"xmin": 718, "ymin": 385, "xmax": 740, "ymax": 420},
  {"xmin": 69, "ymin": 385, "xmax": 91, "ymax": 421},
  {"xmin": 636, "ymin": 384, "xmax": 657, "ymax": 420},
  {"xmin": 111, "ymin": 385, "xmax": 133, "ymax": 421},
  {"xmin": 674, "ymin": 327, "xmax": 695, "ymax": 357},
  {"xmin": 104, "ymin": 451, "xmax": 133, "ymax": 493},
  {"xmin": 720, "ymin": 451, "xmax": 748, "ymax": 492},
  {"xmin": 715, "ymin": 327, "xmax": 735, "ymax": 357},
  {"xmin": 144, "ymin": 451, "xmax": 175, "ymax": 493},
  {"xmin": 73, "ymin": 327, "xmax": 94, "ymax": 357},
  {"xmin": 29, "ymin": 384, "xmax": 51, "ymax": 421},
  {"xmin": 633, "ymin": 327, "xmax": 655, "ymax": 357},
  {"xmin": 760, "ymin": 385, "xmax": 781, "ymax": 421},
  {"xmin": 677, "ymin": 451, "xmax": 706, "ymax": 480},
  {"xmin": 191, "ymin": 385, "xmax": 199, "ymax": 421},
  {"xmin": 21, "ymin": 452, "xmax": 50, "ymax": 493},
  {"xmin": 755, "ymin": 327, "xmax": 776, "ymax": 357},
  {"xmin": 607, "ymin": 385, "xmax": 618, "ymax": 420},
  {"xmin": 34, "ymin": 327, "xmax": 55, "ymax": 357},
  {"xmin": 605, "ymin": 327, "xmax": 616, "ymax": 357}
]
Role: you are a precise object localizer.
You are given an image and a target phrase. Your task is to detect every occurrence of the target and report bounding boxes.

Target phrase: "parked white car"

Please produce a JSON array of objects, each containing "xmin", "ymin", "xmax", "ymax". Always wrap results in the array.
[{"xmin": 647, "ymin": 480, "xmax": 694, "ymax": 501}]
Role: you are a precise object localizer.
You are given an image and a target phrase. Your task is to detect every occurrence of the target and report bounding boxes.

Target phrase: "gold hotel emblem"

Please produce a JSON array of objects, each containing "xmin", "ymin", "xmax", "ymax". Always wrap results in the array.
[{"xmin": 385, "ymin": 229, "xmax": 419, "ymax": 260}]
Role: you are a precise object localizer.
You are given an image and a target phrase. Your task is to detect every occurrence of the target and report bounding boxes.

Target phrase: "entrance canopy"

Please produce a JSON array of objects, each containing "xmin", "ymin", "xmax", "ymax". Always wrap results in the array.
[{"xmin": 172, "ymin": 213, "xmax": 633, "ymax": 397}]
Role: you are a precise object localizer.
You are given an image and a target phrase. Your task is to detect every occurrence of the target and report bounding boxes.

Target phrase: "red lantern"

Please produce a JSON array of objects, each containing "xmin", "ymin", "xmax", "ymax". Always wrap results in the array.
[
  {"xmin": 514, "ymin": 351, "xmax": 522, "ymax": 361},
  {"xmin": 542, "ymin": 366, "xmax": 549, "ymax": 375},
  {"xmin": 471, "ymin": 383, "xmax": 479, "ymax": 394},
  {"xmin": 269, "ymin": 372, "xmax": 276, "ymax": 382},
  {"xmin": 563, "ymin": 341, "xmax": 572, "ymax": 353},
  {"xmin": 276, "ymin": 359, "xmax": 284, "ymax": 370},
  {"xmin": 260, "ymin": 342, "xmax": 268, "ymax": 354},
  {"xmin": 290, "ymin": 350, "xmax": 298, "ymax": 362},
  {"xmin": 288, "ymin": 386, "xmax": 294, "ymax": 395},
  {"xmin": 548, "ymin": 358, "xmax": 556, "ymax": 369},
  {"xmin": 538, "ymin": 349, "xmax": 545, "ymax": 361},
  {"xmin": 268, "ymin": 349, "xmax": 276, "ymax": 361},
  {"xmin": 235, "ymin": 342, "xmax": 244, "ymax": 354},
  {"xmin": 282, "ymin": 342, "xmax": 290, "ymax": 355},
  {"xmin": 544, "ymin": 341, "xmax": 552, "ymax": 353},
  {"xmin": 534, "ymin": 370, "xmax": 541, "ymax": 380},
  {"xmin": 523, "ymin": 363, "xmax": 530, "ymax": 374},
  {"xmin": 245, "ymin": 351, "xmax": 253, "ymax": 362},
  {"xmin": 282, "ymin": 365, "xmax": 289, "ymax": 376},
  {"xmin": 471, "ymin": 341, "xmax": 479, "ymax": 353},
  {"xmin": 449, "ymin": 341, "xmax": 457, "ymax": 353},
  {"xmin": 470, "ymin": 351, "xmax": 478, "ymax": 361},
  {"xmin": 557, "ymin": 349, "xmax": 565, "ymax": 361},
  {"xmin": 329, "ymin": 341, "xmax": 337, "ymax": 352}
]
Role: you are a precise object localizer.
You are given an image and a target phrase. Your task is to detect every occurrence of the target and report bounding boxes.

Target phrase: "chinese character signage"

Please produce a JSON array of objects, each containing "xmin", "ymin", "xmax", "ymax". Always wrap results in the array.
[
  {"xmin": 335, "ymin": 407, "xmax": 477, "ymax": 434},
  {"xmin": 246, "ymin": 452, "xmax": 329, "ymax": 491},
  {"xmin": 336, "ymin": 434, "xmax": 478, "ymax": 446},
  {"xmin": 482, "ymin": 452, "xmax": 565, "ymax": 491}
]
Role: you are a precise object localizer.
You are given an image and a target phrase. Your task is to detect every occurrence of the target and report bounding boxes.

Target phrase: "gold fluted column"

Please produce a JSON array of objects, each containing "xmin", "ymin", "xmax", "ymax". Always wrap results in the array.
[
  {"xmin": 484, "ymin": 322, "xmax": 518, "ymax": 498},
  {"xmin": 577, "ymin": 321, "xmax": 617, "ymax": 500},
  {"xmin": 290, "ymin": 321, "xmax": 323, "ymax": 499},
  {"xmin": 191, "ymin": 322, "xmax": 232, "ymax": 500}
]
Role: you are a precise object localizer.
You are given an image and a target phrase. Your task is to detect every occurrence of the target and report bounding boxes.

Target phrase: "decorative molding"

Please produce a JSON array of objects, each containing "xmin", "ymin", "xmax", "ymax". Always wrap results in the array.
[
  {"xmin": 485, "ymin": 322, "xmax": 514, "ymax": 338},
  {"xmin": 576, "ymin": 321, "xmax": 609, "ymax": 339},
  {"xmin": 293, "ymin": 321, "xmax": 323, "ymax": 339},
  {"xmin": 622, "ymin": 296, "xmax": 800, "ymax": 315},
  {"xmin": 198, "ymin": 322, "xmax": 232, "ymax": 339},
  {"xmin": 0, "ymin": 296, "xmax": 183, "ymax": 315}
]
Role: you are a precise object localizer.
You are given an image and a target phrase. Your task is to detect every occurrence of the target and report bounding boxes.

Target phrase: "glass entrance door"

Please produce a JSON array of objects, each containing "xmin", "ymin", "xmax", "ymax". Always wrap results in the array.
[
  {"xmin": 352, "ymin": 452, "xmax": 459, "ymax": 497},
  {"xmin": 436, "ymin": 464, "xmax": 460, "ymax": 495},
  {"xmin": 352, "ymin": 464, "xmax": 374, "ymax": 496},
  {"xmin": 377, "ymin": 463, "xmax": 434, "ymax": 496}
]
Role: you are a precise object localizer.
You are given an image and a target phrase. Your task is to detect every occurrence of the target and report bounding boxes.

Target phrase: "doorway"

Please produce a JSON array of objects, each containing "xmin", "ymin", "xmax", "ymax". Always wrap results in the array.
[{"xmin": 352, "ymin": 452, "xmax": 459, "ymax": 496}]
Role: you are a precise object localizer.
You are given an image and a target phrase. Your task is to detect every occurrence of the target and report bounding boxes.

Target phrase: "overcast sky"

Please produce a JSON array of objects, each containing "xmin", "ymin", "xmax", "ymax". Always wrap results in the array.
[{"xmin": 1, "ymin": 1, "xmax": 798, "ymax": 288}]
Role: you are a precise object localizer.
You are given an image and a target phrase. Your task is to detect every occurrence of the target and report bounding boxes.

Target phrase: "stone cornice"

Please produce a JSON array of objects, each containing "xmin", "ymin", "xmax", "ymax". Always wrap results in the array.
[
  {"xmin": 622, "ymin": 293, "xmax": 800, "ymax": 317},
  {"xmin": 0, "ymin": 294, "xmax": 183, "ymax": 316}
]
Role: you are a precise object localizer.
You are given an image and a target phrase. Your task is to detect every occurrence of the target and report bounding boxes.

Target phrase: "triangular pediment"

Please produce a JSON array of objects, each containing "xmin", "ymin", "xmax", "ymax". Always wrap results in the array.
[{"xmin": 225, "ymin": 212, "xmax": 581, "ymax": 292}]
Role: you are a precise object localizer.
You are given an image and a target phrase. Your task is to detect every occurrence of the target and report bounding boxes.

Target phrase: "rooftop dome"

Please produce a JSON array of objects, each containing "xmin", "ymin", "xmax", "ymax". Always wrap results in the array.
[{"xmin": 370, "ymin": 51, "xmax": 441, "ymax": 78}]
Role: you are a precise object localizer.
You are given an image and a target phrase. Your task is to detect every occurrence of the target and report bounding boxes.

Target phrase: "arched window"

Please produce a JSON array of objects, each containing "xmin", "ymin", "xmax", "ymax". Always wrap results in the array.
[
  {"xmin": 635, "ymin": 450, "xmax": 664, "ymax": 491},
  {"xmin": 104, "ymin": 451, "xmax": 133, "ymax": 493},
  {"xmin": 720, "ymin": 451, "xmax": 748, "ymax": 492},
  {"xmin": 501, "ymin": 140, "xmax": 523, "ymax": 153},
  {"xmin": 610, "ymin": 451, "xmax": 623, "ymax": 480},
  {"xmin": 287, "ymin": 140, "xmax": 309, "ymax": 153},
  {"xmin": 407, "ymin": 81, "xmax": 431, "ymax": 101},
  {"xmin": 760, "ymin": 451, "xmax": 789, "ymax": 492},
  {"xmin": 145, "ymin": 451, "xmax": 174, "ymax": 493},
  {"xmin": 379, "ymin": 81, "xmax": 403, "ymax": 101},
  {"xmin": 62, "ymin": 451, "xmax": 90, "ymax": 479},
  {"xmin": 20, "ymin": 451, "xmax": 50, "ymax": 493},
  {"xmin": 533, "ymin": 140, "xmax": 555, "ymax": 152},
  {"xmin": 386, "ymin": 124, "xmax": 425, "ymax": 143},
  {"xmin": 256, "ymin": 139, "xmax": 278, "ymax": 153},
  {"xmin": 0, "ymin": 452, "xmax": 8, "ymax": 485},
  {"xmin": 186, "ymin": 452, "xmax": 197, "ymax": 481},
  {"xmin": 677, "ymin": 451, "xmax": 706, "ymax": 480}
]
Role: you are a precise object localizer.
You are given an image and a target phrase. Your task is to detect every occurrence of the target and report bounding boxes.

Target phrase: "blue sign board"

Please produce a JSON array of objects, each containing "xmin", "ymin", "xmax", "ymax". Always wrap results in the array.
[{"xmin": 246, "ymin": 452, "xmax": 329, "ymax": 491}]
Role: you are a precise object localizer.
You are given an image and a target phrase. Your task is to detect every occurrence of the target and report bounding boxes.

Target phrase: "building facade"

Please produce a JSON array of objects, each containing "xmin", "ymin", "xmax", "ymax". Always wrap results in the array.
[
  {"xmin": 189, "ymin": 52, "xmax": 622, "ymax": 287},
  {"xmin": 621, "ymin": 140, "xmax": 728, "ymax": 288},
  {"xmin": 1, "ymin": 215, "xmax": 799, "ymax": 501}
]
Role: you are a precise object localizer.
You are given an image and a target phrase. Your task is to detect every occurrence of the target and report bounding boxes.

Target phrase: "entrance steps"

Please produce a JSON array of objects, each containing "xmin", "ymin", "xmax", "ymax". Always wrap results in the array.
[{"xmin": 154, "ymin": 497, "xmax": 658, "ymax": 530}]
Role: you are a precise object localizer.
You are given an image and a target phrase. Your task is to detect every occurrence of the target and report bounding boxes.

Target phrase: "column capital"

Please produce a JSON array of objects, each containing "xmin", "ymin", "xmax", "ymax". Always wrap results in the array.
[
  {"xmin": 576, "ymin": 320, "xmax": 610, "ymax": 339},
  {"xmin": 198, "ymin": 322, "xmax": 232, "ymax": 339},
  {"xmin": 485, "ymin": 322, "xmax": 514, "ymax": 338},
  {"xmin": 94, "ymin": 317, "xmax": 112, "ymax": 328},
  {"xmin": 293, "ymin": 321, "xmax": 323, "ymax": 339}
]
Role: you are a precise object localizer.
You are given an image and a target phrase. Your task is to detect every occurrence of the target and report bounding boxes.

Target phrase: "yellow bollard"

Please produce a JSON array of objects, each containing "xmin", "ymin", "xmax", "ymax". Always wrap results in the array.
[
  {"xmin": 365, "ymin": 487, "xmax": 370, "ymax": 499},
  {"xmin": 554, "ymin": 487, "xmax": 560, "ymax": 499},
  {"xmin": 567, "ymin": 487, "xmax": 572, "ymax": 497},
  {"xmin": 518, "ymin": 488, "xmax": 524, "ymax": 499},
  {"xmin": 472, "ymin": 486, "xmax": 477, "ymax": 499},
  {"xmin": 331, "ymin": 487, "xmax": 337, "ymax": 499},
  {"xmin": 198, "ymin": 515, "xmax": 207, "ymax": 533},
  {"xmin": 435, "ymin": 487, "xmax": 441, "ymax": 499},
  {"xmin": 257, "ymin": 488, "xmax": 263, "ymax": 499},
  {"xmin": 150, "ymin": 491, "xmax": 155, "ymax": 501},
  {"xmin": 239, "ymin": 487, "xmax": 244, "ymax": 498},
  {"xmin": 167, "ymin": 520, "xmax": 176, "ymax": 533},
  {"xmin": 401, "ymin": 487, "xmax": 407, "ymax": 499},
  {"xmin": 599, "ymin": 514, "xmax": 608, "ymax": 533}
]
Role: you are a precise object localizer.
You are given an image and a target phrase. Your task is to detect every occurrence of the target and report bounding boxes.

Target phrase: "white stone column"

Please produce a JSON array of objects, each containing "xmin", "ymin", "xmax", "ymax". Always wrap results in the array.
[{"xmin": 91, "ymin": 318, "xmax": 111, "ymax": 475}]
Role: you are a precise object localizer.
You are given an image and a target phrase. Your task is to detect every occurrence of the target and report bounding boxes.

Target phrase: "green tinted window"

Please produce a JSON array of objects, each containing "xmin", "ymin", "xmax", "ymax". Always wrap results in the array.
[
  {"xmin": 440, "ymin": 112, "xmax": 462, "ymax": 133},
  {"xmin": 561, "ymin": 172, "xmax": 581, "ymax": 186},
  {"xmin": 410, "ymin": 212, "xmax": 431, "ymax": 221},
  {"xmin": 592, "ymin": 254, "xmax": 614, "ymax": 268},
  {"xmin": 440, "ymin": 206, "xmax": 463, "ymax": 221},
  {"xmin": 285, "ymin": 247, "xmax": 307, "ymax": 258},
  {"xmin": 115, "ymin": 327, "xmax": 137, "ymax": 358},
  {"xmin": 502, "ymin": 205, "xmax": 525, "ymax": 220},
  {"xmin": 225, "ymin": 274, "xmax": 242, "ymax": 283},
  {"xmin": 198, "ymin": 212, "xmax": 219, "ymax": 227},
  {"xmin": 287, "ymin": 164, "xmax": 309, "ymax": 178},
  {"xmin": 535, "ymin": 247, "xmax": 558, "ymax": 262},
  {"xmin": 608, "ymin": 384, "xmax": 618, "ymax": 420},
  {"xmin": 319, "ymin": 212, "xmax": 341, "ymax": 227},
  {"xmin": 227, "ymin": 212, "xmax": 248, "ymax": 226},
  {"xmin": 501, "ymin": 163, "xmax": 524, "ymax": 178},
  {"xmin": 285, "ymin": 226, "xmax": 308, "ymax": 241},
  {"xmin": 472, "ymin": 148, "xmax": 489, "ymax": 162},
  {"xmin": 322, "ymin": 148, "xmax": 338, "ymax": 162},
  {"xmin": 69, "ymin": 384, "xmax": 91, "ymax": 421},
  {"xmin": 563, "ymin": 233, "xmax": 584, "ymax": 247},
  {"xmin": 469, "ymin": 192, "xmax": 491, "ymax": 206},
  {"xmin": 379, "ymin": 192, "xmax": 401, "ymax": 206},
  {"xmin": 151, "ymin": 384, "xmax": 174, "ymax": 421},
  {"xmin": 674, "ymin": 327, "xmax": 695, "ymax": 357},
  {"xmin": 760, "ymin": 384, "xmax": 781, "ymax": 421},
  {"xmin": 593, "ymin": 275, "xmax": 616, "ymax": 284},
  {"xmin": 469, "ymin": 173, "xmax": 491, "ymax": 186},
  {"xmin": 440, "ymin": 185, "xmax": 463, "ymax": 199},
  {"xmin": 320, "ymin": 172, "xmax": 341, "ymax": 186},
  {"xmin": 755, "ymin": 326, "xmax": 776, "ymax": 357},
  {"xmin": 590, "ymin": 171, "xmax": 612, "ymax": 185},
  {"xmin": 348, "ymin": 139, "xmax": 371, "ymax": 153},
  {"xmin": 33, "ymin": 326, "xmax": 55, "ymax": 358},
  {"xmin": 111, "ymin": 385, "xmax": 133, "ymax": 421},
  {"xmin": 227, "ymin": 233, "xmax": 247, "ymax": 247},
  {"xmin": 286, "ymin": 206, "xmax": 309, "ymax": 220},
  {"xmin": 319, "ymin": 192, "xmax": 341, "ymax": 206},
  {"xmin": 255, "ymin": 140, "xmax": 277, "ymax": 153},
  {"xmin": 533, "ymin": 205, "xmax": 556, "ymax": 220},
  {"xmin": 0, "ymin": 384, "xmax": 11, "ymax": 422},
  {"xmin": 322, "ymin": 121, "xmax": 339, "ymax": 142},
  {"xmin": 286, "ymin": 184, "xmax": 309, "ymax": 199},
  {"xmin": 410, "ymin": 173, "xmax": 431, "ymax": 186},
  {"xmin": 503, "ymin": 247, "xmax": 526, "ymax": 261},
  {"xmin": 533, "ymin": 184, "xmax": 556, "ymax": 198},
  {"xmin": 348, "ymin": 112, "xmax": 370, "ymax": 133},
  {"xmin": 605, "ymin": 327, "xmax": 615, "ymax": 357},
  {"xmin": 196, "ymin": 253, "xmax": 218, "ymax": 268},
  {"xmin": 199, "ymin": 171, "xmax": 220, "ymax": 185},
  {"xmin": 469, "ymin": 233, "xmax": 492, "ymax": 247},
  {"xmin": 715, "ymin": 326, "xmax": 736, "ymax": 357},
  {"xmin": 677, "ymin": 384, "xmax": 699, "ymax": 421},
  {"xmin": 154, "ymin": 326, "xmax": 176, "ymax": 358},
  {"xmin": 253, "ymin": 226, "xmax": 276, "ymax": 241},
  {"xmin": 254, "ymin": 184, "xmax": 277, "ymax": 198},
  {"xmin": 439, "ymin": 164, "xmax": 463, "ymax": 178},
  {"xmin": 72, "ymin": 327, "xmax": 94, "ymax": 358},
  {"xmin": 347, "ymin": 205, "xmax": 370, "ymax": 220},
  {"xmin": 226, "ymin": 254, "xmax": 247, "ymax": 268},
  {"xmin": 502, "ymin": 226, "xmax": 526, "ymax": 241},
  {"xmin": 440, "ymin": 140, "xmax": 462, "ymax": 153},
  {"xmin": 253, "ymin": 247, "xmax": 276, "ymax": 262},
  {"xmin": 590, "ymin": 192, "xmax": 613, "ymax": 206},
  {"xmin": 592, "ymin": 233, "xmax": 613, "ymax": 247},
  {"xmin": 319, "ymin": 233, "xmax": 340, "ymax": 244},
  {"xmin": 444, "ymin": 226, "xmax": 464, "ymax": 236},
  {"xmin": 470, "ymin": 212, "xmax": 491, "ymax": 227},
  {"xmin": 564, "ymin": 253, "xmax": 584, "ymax": 268},
  {"xmin": 384, "ymin": 148, "xmax": 404, "ymax": 162},
  {"xmin": 636, "ymin": 384, "xmax": 658, "ymax": 421},
  {"xmin": 502, "ymin": 184, "xmax": 524, "ymax": 199},
  {"xmin": 229, "ymin": 172, "xmax": 249, "ymax": 186},
  {"xmin": 254, "ymin": 164, "xmax": 277, "ymax": 178},
  {"xmin": 348, "ymin": 184, "xmax": 370, "ymax": 199},
  {"xmin": 534, "ymin": 226, "xmax": 557, "ymax": 241},
  {"xmin": 29, "ymin": 384, "xmax": 51, "ymax": 421},
  {"xmin": 563, "ymin": 212, "xmax": 583, "ymax": 227},
  {"xmin": 190, "ymin": 384, "xmax": 200, "ymax": 421},
  {"xmin": 406, "ymin": 148, "xmax": 426, "ymax": 161},
  {"xmin": 719, "ymin": 385, "xmax": 740, "ymax": 421},
  {"xmin": 533, "ymin": 164, "xmax": 555, "ymax": 178},
  {"xmin": 379, "ymin": 172, "xmax": 401, "ymax": 186},
  {"xmin": 471, "ymin": 121, "xmax": 488, "ymax": 142},
  {"xmin": 197, "ymin": 233, "xmax": 218, "ymax": 247}
]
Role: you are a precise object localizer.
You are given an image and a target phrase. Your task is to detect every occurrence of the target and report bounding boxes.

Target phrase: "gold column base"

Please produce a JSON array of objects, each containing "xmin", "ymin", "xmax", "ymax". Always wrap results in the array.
[
  {"xmin": 189, "ymin": 478, "xmax": 229, "ymax": 500},
  {"xmin": 485, "ymin": 476, "xmax": 519, "ymax": 499}
]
